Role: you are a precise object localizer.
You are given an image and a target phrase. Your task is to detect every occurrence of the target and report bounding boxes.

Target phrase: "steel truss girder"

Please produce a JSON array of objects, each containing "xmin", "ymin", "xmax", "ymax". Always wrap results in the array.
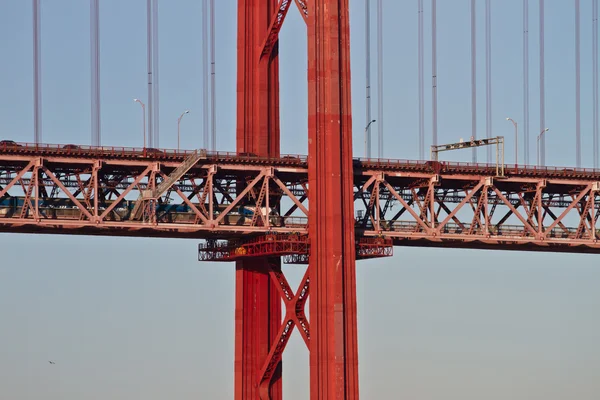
[{"xmin": 1, "ymin": 155, "xmax": 600, "ymax": 253}]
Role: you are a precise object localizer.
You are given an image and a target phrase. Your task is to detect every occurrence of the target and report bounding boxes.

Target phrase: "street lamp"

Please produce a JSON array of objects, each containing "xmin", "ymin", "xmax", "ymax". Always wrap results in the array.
[
  {"xmin": 177, "ymin": 110, "xmax": 190, "ymax": 151},
  {"xmin": 537, "ymin": 128, "xmax": 549, "ymax": 166},
  {"xmin": 133, "ymin": 98, "xmax": 146, "ymax": 148},
  {"xmin": 506, "ymin": 117, "xmax": 518, "ymax": 166},
  {"xmin": 364, "ymin": 119, "xmax": 376, "ymax": 158}
]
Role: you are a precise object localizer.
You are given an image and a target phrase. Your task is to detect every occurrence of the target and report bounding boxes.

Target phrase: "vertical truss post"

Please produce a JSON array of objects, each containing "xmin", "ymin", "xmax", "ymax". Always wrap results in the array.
[
  {"xmin": 592, "ymin": 184, "xmax": 598, "ymax": 240},
  {"xmin": 33, "ymin": 166, "xmax": 39, "ymax": 221},
  {"xmin": 307, "ymin": 0, "xmax": 360, "ymax": 398},
  {"xmin": 429, "ymin": 176, "xmax": 437, "ymax": 229},
  {"xmin": 93, "ymin": 161, "xmax": 100, "ymax": 221},
  {"xmin": 374, "ymin": 177, "xmax": 380, "ymax": 232},
  {"xmin": 537, "ymin": 180, "xmax": 545, "ymax": 237},
  {"xmin": 236, "ymin": 1, "xmax": 283, "ymax": 399}
]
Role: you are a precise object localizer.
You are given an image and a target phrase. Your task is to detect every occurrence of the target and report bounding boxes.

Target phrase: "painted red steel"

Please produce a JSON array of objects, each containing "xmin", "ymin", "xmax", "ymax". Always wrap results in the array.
[
  {"xmin": 236, "ymin": 1, "xmax": 284, "ymax": 398},
  {"xmin": 198, "ymin": 233, "xmax": 309, "ymax": 261},
  {"xmin": 2, "ymin": 1, "xmax": 598, "ymax": 398},
  {"xmin": 307, "ymin": 1, "xmax": 359, "ymax": 398},
  {"xmin": 2, "ymin": 146, "xmax": 600, "ymax": 253},
  {"xmin": 197, "ymin": 234, "xmax": 392, "ymax": 263},
  {"xmin": 259, "ymin": 0, "xmax": 293, "ymax": 61}
]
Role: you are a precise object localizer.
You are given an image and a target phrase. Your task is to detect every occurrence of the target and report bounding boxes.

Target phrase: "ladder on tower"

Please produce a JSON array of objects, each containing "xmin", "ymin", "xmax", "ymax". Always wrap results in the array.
[{"xmin": 130, "ymin": 149, "xmax": 207, "ymax": 220}]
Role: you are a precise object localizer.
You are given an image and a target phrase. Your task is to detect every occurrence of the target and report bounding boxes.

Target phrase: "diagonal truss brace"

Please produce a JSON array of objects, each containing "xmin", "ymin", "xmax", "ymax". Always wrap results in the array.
[
  {"xmin": 259, "ymin": 0, "xmax": 309, "ymax": 61},
  {"xmin": 257, "ymin": 265, "xmax": 310, "ymax": 399}
]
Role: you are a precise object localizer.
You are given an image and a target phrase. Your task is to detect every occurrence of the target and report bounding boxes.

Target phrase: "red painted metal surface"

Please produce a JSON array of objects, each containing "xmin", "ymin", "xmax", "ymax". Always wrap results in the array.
[
  {"xmin": 2, "ymin": 2, "xmax": 598, "ymax": 398},
  {"xmin": 236, "ymin": 1, "xmax": 284, "ymax": 398},
  {"xmin": 197, "ymin": 234, "xmax": 392, "ymax": 263},
  {"xmin": 2, "ymin": 146, "xmax": 600, "ymax": 253},
  {"xmin": 3, "ymin": 146, "xmax": 600, "ymax": 252},
  {"xmin": 198, "ymin": 233, "xmax": 309, "ymax": 261},
  {"xmin": 307, "ymin": 1, "xmax": 359, "ymax": 398}
]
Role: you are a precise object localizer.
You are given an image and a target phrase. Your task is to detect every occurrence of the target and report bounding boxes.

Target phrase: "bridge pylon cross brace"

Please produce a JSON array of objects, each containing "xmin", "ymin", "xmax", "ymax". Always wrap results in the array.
[{"xmin": 257, "ymin": 263, "xmax": 310, "ymax": 398}]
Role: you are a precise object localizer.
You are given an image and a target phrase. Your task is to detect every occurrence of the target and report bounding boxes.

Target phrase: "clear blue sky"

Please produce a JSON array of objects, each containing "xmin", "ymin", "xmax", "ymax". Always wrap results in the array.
[{"xmin": 1, "ymin": 1, "xmax": 600, "ymax": 399}]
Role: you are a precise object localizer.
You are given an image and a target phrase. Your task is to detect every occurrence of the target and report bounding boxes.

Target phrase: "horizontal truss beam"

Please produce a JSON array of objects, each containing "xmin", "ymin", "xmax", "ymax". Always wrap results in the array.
[{"xmin": 0, "ymin": 152, "xmax": 600, "ymax": 253}]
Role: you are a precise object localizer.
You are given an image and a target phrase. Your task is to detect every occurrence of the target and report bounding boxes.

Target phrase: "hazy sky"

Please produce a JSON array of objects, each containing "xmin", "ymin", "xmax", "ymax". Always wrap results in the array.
[{"xmin": 1, "ymin": 1, "xmax": 600, "ymax": 399}]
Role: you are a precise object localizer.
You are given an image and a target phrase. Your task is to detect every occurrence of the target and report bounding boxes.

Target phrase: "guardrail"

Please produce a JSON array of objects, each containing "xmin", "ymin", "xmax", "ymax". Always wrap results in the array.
[{"xmin": 2, "ymin": 141, "xmax": 600, "ymax": 178}]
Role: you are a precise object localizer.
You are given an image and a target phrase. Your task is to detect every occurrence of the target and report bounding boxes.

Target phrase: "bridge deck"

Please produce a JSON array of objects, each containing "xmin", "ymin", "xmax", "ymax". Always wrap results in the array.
[{"xmin": 1, "ymin": 142, "xmax": 599, "ymax": 254}]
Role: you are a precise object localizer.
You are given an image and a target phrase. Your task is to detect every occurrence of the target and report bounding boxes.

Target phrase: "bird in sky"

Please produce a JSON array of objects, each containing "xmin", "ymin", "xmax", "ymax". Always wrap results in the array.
[{"xmin": 48, "ymin": 361, "xmax": 55, "ymax": 365}]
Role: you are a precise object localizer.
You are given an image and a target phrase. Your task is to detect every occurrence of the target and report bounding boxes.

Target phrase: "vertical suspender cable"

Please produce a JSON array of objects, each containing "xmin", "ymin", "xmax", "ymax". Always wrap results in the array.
[
  {"xmin": 485, "ymin": 0, "xmax": 492, "ymax": 162},
  {"xmin": 202, "ymin": 0, "xmax": 209, "ymax": 150},
  {"xmin": 90, "ymin": 0, "xmax": 101, "ymax": 146},
  {"xmin": 471, "ymin": 0, "xmax": 476, "ymax": 162},
  {"xmin": 146, "ymin": 0, "xmax": 153, "ymax": 148},
  {"xmin": 576, "ymin": 0, "xmax": 581, "ymax": 167},
  {"xmin": 377, "ymin": 0, "xmax": 384, "ymax": 158},
  {"xmin": 418, "ymin": 0, "xmax": 424, "ymax": 160},
  {"xmin": 152, "ymin": 0, "xmax": 159, "ymax": 148},
  {"xmin": 594, "ymin": 0, "xmax": 598, "ymax": 168},
  {"xmin": 539, "ymin": 0, "xmax": 546, "ymax": 165},
  {"xmin": 365, "ymin": 0, "xmax": 372, "ymax": 158},
  {"xmin": 33, "ymin": 0, "xmax": 41, "ymax": 144},
  {"xmin": 523, "ymin": 0, "xmax": 529, "ymax": 165},
  {"xmin": 432, "ymin": 0, "xmax": 438, "ymax": 148},
  {"xmin": 210, "ymin": 0, "xmax": 216, "ymax": 152}
]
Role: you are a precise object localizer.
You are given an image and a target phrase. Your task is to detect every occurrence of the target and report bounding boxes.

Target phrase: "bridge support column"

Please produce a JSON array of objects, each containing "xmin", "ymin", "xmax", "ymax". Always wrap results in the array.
[
  {"xmin": 307, "ymin": 1, "xmax": 360, "ymax": 399},
  {"xmin": 235, "ymin": 259, "xmax": 283, "ymax": 400},
  {"xmin": 235, "ymin": 1, "xmax": 282, "ymax": 399}
]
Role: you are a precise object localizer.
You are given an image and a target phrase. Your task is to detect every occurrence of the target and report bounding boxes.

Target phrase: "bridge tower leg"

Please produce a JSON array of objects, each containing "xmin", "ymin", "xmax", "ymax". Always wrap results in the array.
[
  {"xmin": 307, "ymin": 1, "xmax": 360, "ymax": 399},
  {"xmin": 235, "ymin": 1, "xmax": 283, "ymax": 400}
]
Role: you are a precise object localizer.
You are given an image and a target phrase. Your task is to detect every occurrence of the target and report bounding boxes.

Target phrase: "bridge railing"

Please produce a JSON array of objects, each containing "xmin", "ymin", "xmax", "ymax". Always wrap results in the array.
[
  {"xmin": 0, "ymin": 141, "xmax": 309, "ymax": 164},
  {"xmin": 3, "ymin": 141, "xmax": 600, "ymax": 177},
  {"xmin": 356, "ymin": 155, "xmax": 600, "ymax": 177}
]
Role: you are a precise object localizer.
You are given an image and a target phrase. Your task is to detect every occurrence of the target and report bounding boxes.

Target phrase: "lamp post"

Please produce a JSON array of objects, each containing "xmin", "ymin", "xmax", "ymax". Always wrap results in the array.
[
  {"xmin": 134, "ymin": 98, "xmax": 146, "ymax": 148},
  {"xmin": 177, "ymin": 110, "xmax": 190, "ymax": 151},
  {"xmin": 364, "ymin": 119, "xmax": 376, "ymax": 158},
  {"xmin": 506, "ymin": 117, "xmax": 518, "ymax": 166},
  {"xmin": 537, "ymin": 127, "xmax": 549, "ymax": 166}
]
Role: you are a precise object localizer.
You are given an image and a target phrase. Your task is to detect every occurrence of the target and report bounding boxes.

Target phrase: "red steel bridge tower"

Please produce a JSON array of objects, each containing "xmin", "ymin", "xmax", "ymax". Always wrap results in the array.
[
  {"xmin": 235, "ymin": 1, "xmax": 359, "ymax": 398},
  {"xmin": 5, "ymin": 1, "xmax": 600, "ymax": 399}
]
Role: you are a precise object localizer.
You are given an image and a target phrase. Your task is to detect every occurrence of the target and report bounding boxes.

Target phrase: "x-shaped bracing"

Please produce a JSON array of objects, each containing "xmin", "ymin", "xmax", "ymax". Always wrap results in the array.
[{"xmin": 257, "ymin": 263, "xmax": 310, "ymax": 399}]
